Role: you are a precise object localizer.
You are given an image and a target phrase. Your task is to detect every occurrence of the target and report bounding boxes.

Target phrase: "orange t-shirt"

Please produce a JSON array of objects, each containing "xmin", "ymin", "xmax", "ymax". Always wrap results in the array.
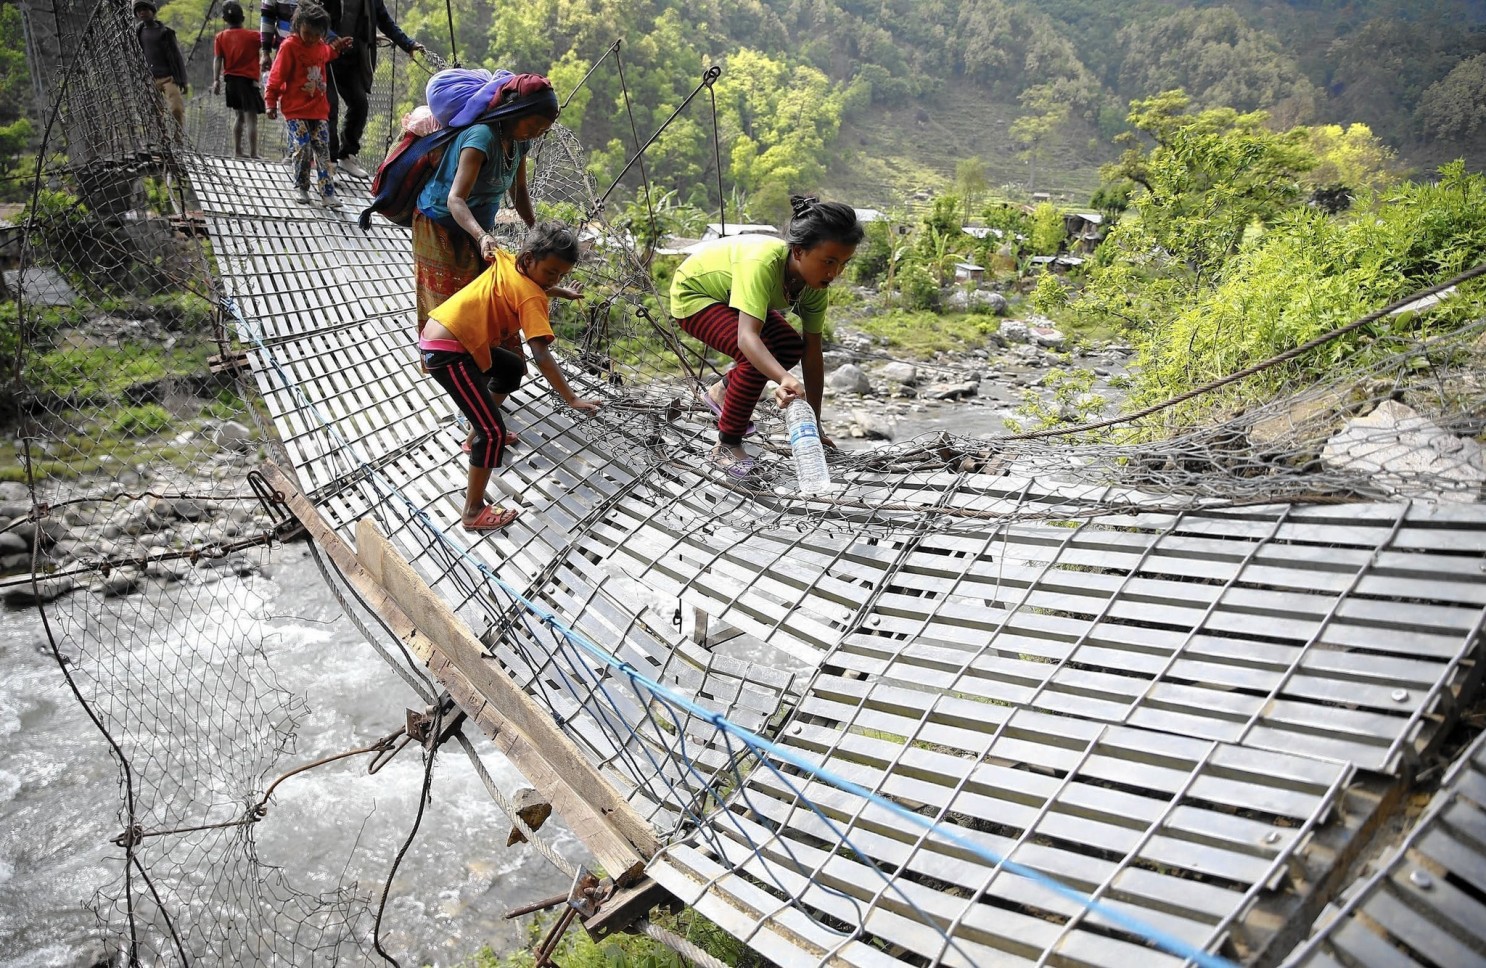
[{"xmin": 427, "ymin": 249, "xmax": 554, "ymax": 373}]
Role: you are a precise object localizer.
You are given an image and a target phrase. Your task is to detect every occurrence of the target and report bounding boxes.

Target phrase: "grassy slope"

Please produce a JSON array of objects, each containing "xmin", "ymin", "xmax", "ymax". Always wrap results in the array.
[{"xmin": 823, "ymin": 83, "xmax": 1111, "ymax": 211}]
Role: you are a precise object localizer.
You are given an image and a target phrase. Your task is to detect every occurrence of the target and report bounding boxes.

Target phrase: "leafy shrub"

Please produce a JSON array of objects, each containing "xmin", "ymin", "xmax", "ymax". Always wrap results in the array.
[{"xmin": 109, "ymin": 404, "xmax": 172, "ymax": 437}]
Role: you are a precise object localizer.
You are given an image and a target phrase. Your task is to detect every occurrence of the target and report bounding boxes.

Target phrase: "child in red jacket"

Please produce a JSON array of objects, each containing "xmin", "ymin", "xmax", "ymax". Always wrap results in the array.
[{"xmin": 264, "ymin": 3, "xmax": 350, "ymax": 207}]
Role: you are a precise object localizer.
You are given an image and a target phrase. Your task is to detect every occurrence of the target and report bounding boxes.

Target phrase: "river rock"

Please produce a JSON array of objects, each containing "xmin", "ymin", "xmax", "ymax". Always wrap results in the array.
[
  {"xmin": 999, "ymin": 320, "xmax": 1030, "ymax": 343},
  {"xmin": 1250, "ymin": 390, "xmax": 1348, "ymax": 449},
  {"xmin": 0, "ymin": 482, "xmax": 27, "ymax": 503},
  {"xmin": 145, "ymin": 560, "xmax": 187, "ymax": 582},
  {"xmin": 212, "ymin": 420, "xmax": 254, "ymax": 452},
  {"xmin": 826, "ymin": 363, "xmax": 872, "ymax": 395},
  {"xmin": 0, "ymin": 531, "xmax": 27, "ymax": 555},
  {"xmin": 1030, "ymin": 326, "xmax": 1066, "ymax": 350},
  {"xmin": 923, "ymin": 382, "xmax": 979, "ymax": 401},
  {"xmin": 849, "ymin": 408, "xmax": 897, "ymax": 440},
  {"xmin": 1321, "ymin": 400, "xmax": 1486, "ymax": 502},
  {"xmin": 3, "ymin": 576, "xmax": 74, "ymax": 607},
  {"xmin": 97, "ymin": 570, "xmax": 142, "ymax": 598},
  {"xmin": 878, "ymin": 362, "xmax": 919, "ymax": 385},
  {"xmin": 164, "ymin": 498, "xmax": 208, "ymax": 522}
]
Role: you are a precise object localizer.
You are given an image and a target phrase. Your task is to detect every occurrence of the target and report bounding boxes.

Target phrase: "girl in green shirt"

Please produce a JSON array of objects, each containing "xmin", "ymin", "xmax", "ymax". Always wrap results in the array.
[{"xmin": 669, "ymin": 196, "xmax": 863, "ymax": 478}]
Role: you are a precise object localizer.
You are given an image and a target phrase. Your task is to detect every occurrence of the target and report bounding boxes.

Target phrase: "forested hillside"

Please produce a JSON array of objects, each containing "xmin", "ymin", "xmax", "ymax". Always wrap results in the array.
[{"xmin": 142, "ymin": 0, "xmax": 1486, "ymax": 214}]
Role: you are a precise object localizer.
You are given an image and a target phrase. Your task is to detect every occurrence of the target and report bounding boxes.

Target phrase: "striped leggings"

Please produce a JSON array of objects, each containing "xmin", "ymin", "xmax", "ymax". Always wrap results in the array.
[
  {"xmin": 677, "ymin": 304, "xmax": 802, "ymax": 445},
  {"xmin": 424, "ymin": 348, "xmax": 524, "ymax": 468}
]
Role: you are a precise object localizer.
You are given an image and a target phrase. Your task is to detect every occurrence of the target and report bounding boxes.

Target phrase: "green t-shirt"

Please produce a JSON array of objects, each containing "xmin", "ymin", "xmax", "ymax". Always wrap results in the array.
[{"xmin": 669, "ymin": 235, "xmax": 828, "ymax": 334}]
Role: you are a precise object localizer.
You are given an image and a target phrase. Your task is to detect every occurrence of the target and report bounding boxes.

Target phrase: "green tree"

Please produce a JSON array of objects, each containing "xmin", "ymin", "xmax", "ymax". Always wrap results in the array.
[
  {"xmin": 1305, "ymin": 123, "xmax": 1400, "ymax": 195},
  {"xmin": 1009, "ymin": 86, "xmax": 1070, "ymax": 194},
  {"xmin": 1029, "ymin": 202, "xmax": 1065, "ymax": 256},
  {"xmin": 1101, "ymin": 91, "xmax": 1316, "ymax": 277},
  {"xmin": 0, "ymin": 4, "xmax": 34, "ymax": 200},
  {"xmin": 1115, "ymin": 7, "xmax": 1321, "ymax": 125},
  {"xmin": 1415, "ymin": 54, "xmax": 1486, "ymax": 141},
  {"xmin": 954, "ymin": 158, "xmax": 988, "ymax": 221}
]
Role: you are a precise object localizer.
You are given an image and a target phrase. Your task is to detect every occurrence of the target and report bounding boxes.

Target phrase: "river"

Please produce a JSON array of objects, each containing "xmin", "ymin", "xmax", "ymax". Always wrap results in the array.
[{"xmin": 0, "ymin": 547, "xmax": 581, "ymax": 968}]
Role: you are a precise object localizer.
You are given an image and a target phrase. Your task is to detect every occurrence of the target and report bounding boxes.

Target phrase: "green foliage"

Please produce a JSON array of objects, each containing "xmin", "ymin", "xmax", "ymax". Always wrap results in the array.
[
  {"xmin": 1030, "ymin": 273, "xmax": 1070, "ymax": 315},
  {"xmin": 1028, "ymin": 203, "xmax": 1066, "ymax": 256},
  {"xmin": 0, "ymin": 4, "xmax": 35, "ymax": 199},
  {"xmin": 1100, "ymin": 92, "xmax": 1316, "ymax": 279},
  {"xmin": 851, "ymin": 308, "xmax": 1001, "ymax": 357},
  {"xmin": 1099, "ymin": 161, "xmax": 1486, "ymax": 424},
  {"xmin": 1305, "ymin": 123, "xmax": 1400, "ymax": 194},
  {"xmin": 1114, "ymin": 7, "xmax": 1321, "ymax": 124},
  {"xmin": 893, "ymin": 263, "xmax": 940, "ymax": 311},
  {"xmin": 1008, "ymin": 367, "xmax": 1103, "ymax": 433},
  {"xmin": 466, "ymin": 909, "xmax": 755, "ymax": 968},
  {"xmin": 109, "ymin": 404, "xmax": 173, "ymax": 437},
  {"xmin": 1415, "ymin": 53, "xmax": 1486, "ymax": 142},
  {"xmin": 954, "ymin": 158, "xmax": 988, "ymax": 220}
]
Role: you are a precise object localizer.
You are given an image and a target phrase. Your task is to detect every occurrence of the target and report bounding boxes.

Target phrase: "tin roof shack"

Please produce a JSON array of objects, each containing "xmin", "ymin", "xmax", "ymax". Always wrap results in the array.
[
  {"xmin": 953, "ymin": 261, "xmax": 986, "ymax": 285},
  {"xmin": 1063, "ymin": 211, "xmax": 1105, "ymax": 254}
]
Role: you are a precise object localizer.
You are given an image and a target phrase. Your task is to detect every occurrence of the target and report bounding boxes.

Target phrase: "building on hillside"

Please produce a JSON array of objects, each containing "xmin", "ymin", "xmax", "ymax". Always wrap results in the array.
[
  {"xmin": 853, "ymin": 208, "xmax": 889, "ymax": 224},
  {"xmin": 1028, "ymin": 254, "xmax": 1085, "ymax": 274},
  {"xmin": 953, "ymin": 261, "xmax": 986, "ymax": 285},
  {"xmin": 962, "ymin": 225, "xmax": 1004, "ymax": 241},
  {"xmin": 700, "ymin": 222, "xmax": 779, "ymax": 241},
  {"xmin": 1063, "ymin": 212, "xmax": 1105, "ymax": 253}
]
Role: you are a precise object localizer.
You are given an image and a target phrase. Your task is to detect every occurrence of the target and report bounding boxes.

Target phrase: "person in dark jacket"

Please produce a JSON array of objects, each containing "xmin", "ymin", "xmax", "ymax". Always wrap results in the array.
[
  {"xmin": 133, "ymin": 0, "xmax": 187, "ymax": 132},
  {"xmin": 330, "ymin": 0, "xmax": 423, "ymax": 178}
]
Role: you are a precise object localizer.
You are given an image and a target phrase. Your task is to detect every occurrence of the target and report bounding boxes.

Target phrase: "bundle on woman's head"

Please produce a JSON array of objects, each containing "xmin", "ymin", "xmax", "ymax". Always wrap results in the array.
[
  {"xmin": 426, "ymin": 68, "xmax": 558, "ymax": 129},
  {"xmin": 784, "ymin": 195, "xmax": 865, "ymax": 248}
]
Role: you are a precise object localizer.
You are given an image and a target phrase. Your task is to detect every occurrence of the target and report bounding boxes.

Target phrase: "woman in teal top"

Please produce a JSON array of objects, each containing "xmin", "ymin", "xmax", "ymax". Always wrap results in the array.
[
  {"xmin": 411, "ymin": 83, "xmax": 558, "ymax": 336},
  {"xmin": 670, "ymin": 195, "xmax": 863, "ymax": 478}
]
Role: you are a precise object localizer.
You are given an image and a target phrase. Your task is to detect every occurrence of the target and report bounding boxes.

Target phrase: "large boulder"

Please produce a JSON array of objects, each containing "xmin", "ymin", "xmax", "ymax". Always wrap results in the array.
[
  {"xmin": 212, "ymin": 420, "xmax": 254, "ymax": 452},
  {"xmin": 826, "ymin": 363, "xmax": 873, "ymax": 395},
  {"xmin": 849, "ymin": 408, "xmax": 897, "ymax": 440},
  {"xmin": 878, "ymin": 362, "xmax": 920, "ymax": 386},
  {"xmin": 1321, "ymin": 400, "xmax": 1486, "ymax": 503},
  {"xmin": 923, "ymin": 382, "xmax": 979, "ymax": 401},
  {"xmin": 3, "ymin": 576, "xmax": 74, "ymax": 607},
  {"xmin": 999, "ymin": 320, "xmax": 1030, "ymax": 344}
]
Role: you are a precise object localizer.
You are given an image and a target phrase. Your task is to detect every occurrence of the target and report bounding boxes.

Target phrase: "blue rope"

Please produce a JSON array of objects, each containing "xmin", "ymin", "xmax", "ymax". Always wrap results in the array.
[{"xmin": 224, "ymin": 299, "xmax": 1239, "ymax": 968}]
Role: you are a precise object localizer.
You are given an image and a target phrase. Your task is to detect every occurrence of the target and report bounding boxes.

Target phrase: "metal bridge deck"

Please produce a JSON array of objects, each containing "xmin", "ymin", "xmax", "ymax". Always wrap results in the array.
[{"xmin": 194, "ymin": 155, "xmax": 1486, "ymax": 967}]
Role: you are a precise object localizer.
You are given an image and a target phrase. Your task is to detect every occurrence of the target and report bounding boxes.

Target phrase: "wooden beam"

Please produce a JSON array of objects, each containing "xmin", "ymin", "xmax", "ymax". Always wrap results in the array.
[{"xmin": 260, "ymin": 462, "xmax": 656, "ymax": 882}]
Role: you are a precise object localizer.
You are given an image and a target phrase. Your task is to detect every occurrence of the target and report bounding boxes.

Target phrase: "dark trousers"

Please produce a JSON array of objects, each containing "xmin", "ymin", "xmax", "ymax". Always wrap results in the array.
[
  {"xmin": 424, "ymin": 347, "xmax": 524, "ymax": 468},
  {"xmin": 677, "ymin": 304, "xmax": 803, "ymax": 445},
  {"xmin": 329, "ymin": 58, "xmax": 369, "ymax": 159}
]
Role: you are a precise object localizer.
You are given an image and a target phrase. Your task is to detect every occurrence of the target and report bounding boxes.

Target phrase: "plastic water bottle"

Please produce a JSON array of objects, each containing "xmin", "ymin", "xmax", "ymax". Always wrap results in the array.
[{"xmin": 785, "ymin": 399, "xmax": 832, "ymax": 494}]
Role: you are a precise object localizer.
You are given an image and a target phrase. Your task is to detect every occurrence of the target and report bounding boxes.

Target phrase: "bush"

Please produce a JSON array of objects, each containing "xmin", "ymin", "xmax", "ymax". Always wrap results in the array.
[
  {"xmin": 895, "ymin": 263, "xmax": 940, "ymax": 311},
  {"xmin": 108, "ymin": 404, "xmax": 172, "ymax": 437}
]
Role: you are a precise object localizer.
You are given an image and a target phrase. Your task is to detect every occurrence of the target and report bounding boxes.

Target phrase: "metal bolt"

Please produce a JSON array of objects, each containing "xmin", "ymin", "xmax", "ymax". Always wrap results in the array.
[
  {"xmin": 1263, "ymin": 831, "xmax": 1282, "ymax": 845},
  {"xmin": 1391, "ymin": 689, "xmax": 1410, "ymax": 703},
  {"xmin": 1409, "ymin": 869, "xmax": 1433, "ymax": 890},
  {"xmin": 869, "ymin": 615, "xmax": 881, "ymax": 627},
  {"xmin": 790, "ymin": 724, "xmax": 803, "ymax": 735}
]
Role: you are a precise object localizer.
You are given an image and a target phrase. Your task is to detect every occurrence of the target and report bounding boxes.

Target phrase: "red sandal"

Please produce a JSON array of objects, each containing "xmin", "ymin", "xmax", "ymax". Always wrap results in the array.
[{"xmin": 462, "ymin": 505, "xmax": 521, "ymax": 532}]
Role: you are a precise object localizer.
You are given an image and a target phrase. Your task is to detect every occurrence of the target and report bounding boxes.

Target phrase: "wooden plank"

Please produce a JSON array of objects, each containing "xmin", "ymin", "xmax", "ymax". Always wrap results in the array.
[{"xmin": 261, "ymin": 462, "xmax": 655, "ymax": 881}]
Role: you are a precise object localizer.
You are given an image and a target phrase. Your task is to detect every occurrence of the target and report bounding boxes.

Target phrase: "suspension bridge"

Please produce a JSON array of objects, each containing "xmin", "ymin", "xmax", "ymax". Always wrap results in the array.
[{"xmin": 9, "ymin": 1, "xmax": 1486, "ymax": 965}]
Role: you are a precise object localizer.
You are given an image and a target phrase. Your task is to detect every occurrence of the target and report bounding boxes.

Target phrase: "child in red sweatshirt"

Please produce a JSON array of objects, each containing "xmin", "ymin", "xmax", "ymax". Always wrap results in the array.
[{"xmin": 264, "ymin": 3, "xmax": 350, "ymax": 207}]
